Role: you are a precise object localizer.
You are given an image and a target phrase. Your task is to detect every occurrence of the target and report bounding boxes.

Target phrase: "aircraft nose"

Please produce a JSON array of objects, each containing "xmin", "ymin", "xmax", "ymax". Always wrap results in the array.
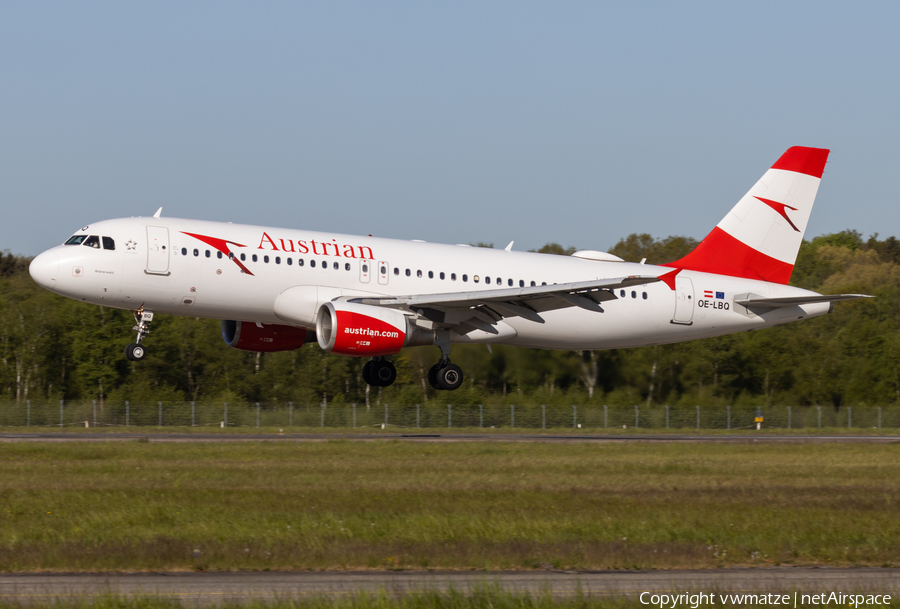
[{"xmin": 29, "ymin": 250, "xmax": 59, "ymax": 290}]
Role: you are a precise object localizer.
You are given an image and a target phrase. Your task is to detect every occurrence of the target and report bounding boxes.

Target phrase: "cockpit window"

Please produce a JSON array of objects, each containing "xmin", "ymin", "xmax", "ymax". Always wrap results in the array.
[
  {"xmin": 102, "ymin": 237, "xmax": 115, "ymax": 251},
  {"xmin": 83, "ymin": 235, "xmax": 101, "ymax": 248},
  {"xmin": 65, "ymin": 235, "xmax": 87, "ymax": 245}
]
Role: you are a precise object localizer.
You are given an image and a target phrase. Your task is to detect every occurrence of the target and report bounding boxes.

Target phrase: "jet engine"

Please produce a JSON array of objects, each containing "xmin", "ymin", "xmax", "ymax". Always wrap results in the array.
[
  {"xmin": 221, "ymin": 320, "xmax": 311, "ymax": 352},
  {"xmin": 316, "ymin": 301, "xmax": 432, "ymax": 356}
]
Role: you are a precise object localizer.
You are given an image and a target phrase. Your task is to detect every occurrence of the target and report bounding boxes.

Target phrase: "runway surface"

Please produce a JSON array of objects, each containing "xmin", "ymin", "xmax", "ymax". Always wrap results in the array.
[
  {"xmin": 1, "ymin": 431, "xmax": 898, "ymax": 443},
  {"xmin": 1, "ymin": 569, "xmax": 898, "ymax": 604}
]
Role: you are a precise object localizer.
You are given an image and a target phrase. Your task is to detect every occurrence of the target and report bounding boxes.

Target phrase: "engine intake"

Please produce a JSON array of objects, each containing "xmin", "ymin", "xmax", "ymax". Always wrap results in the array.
[
  {"xmin": 316, "ymin": 301, "xmax": 432, "ymax": 356},
  {"xmin": 221, "ymin": 320, "xmax": 311, "ymax": 352}
]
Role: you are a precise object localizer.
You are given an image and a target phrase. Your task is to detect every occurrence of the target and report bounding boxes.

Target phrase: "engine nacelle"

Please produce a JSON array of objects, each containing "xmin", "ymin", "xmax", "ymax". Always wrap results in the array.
[
  {"xmin": 316, "ymin": 301, "xmax": 432, "ymax": 356},
  {"xmin": 221, "ymin": 320, "xmax": 311, "ymax": 352}
]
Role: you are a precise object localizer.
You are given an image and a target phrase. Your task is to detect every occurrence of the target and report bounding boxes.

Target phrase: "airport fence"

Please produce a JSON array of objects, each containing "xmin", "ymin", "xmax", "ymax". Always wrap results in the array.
[{"xmin": 0, "ymin": 400, "xmax": 896, "ymax": 430}]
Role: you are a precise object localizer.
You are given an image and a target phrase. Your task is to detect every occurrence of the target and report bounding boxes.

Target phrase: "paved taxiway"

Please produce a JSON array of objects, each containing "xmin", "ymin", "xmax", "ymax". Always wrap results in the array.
[
  {"xmin": 1, "ymin": 432, "xmax": 898, "ymax": 443},
  {"xmin": 1, "ymin": 569, "xmax": 898, "ymax": 604}
]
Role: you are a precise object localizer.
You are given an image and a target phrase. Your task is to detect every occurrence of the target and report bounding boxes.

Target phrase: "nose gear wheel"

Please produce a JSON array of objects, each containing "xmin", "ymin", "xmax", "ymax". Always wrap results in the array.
[{"xmin": 125, "ymin": 307, "xmax": 153, "ymax": 361}]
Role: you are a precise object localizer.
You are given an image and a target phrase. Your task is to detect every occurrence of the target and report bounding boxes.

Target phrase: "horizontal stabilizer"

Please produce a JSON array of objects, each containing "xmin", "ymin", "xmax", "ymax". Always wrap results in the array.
[{"xmin": 735, "ymin": 294, "xmax": 873, "ymax": 310}]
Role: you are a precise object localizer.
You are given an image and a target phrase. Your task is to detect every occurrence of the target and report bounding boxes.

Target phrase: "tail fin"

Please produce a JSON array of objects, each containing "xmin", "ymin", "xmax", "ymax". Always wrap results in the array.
[{"xmin": 663, "ymin": 146, "xmax": 830, "ymax": 284}]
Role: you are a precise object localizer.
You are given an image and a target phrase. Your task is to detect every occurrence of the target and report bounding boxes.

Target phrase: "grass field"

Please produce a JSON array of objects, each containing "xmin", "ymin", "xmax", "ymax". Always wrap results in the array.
[
  {"xmin": 0, "ymin": 440, "xmax": 898, "ymax": 571},
  {"xmin": 2, "ymin": 425, "xmax": 898, "ymax": 435},
  {"xmin": 0, "ymin": 590, "xmax": 681, "ymax": 609}
]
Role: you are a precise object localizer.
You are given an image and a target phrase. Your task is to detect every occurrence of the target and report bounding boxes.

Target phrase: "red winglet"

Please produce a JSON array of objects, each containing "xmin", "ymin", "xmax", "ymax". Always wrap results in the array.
[
  {"xmin": 770, "ymin": 146, "xmax": 830, "ymax": 179},
  {"xmin": 657, "ymin": 268, "xmax": 681, "ymax": 291}
]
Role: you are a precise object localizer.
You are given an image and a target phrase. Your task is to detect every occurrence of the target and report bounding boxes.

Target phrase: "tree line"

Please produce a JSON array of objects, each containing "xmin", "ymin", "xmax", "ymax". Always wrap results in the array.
[{"xmin": 1, "ymin": 230, "xmax": 897, "ymax": 409}]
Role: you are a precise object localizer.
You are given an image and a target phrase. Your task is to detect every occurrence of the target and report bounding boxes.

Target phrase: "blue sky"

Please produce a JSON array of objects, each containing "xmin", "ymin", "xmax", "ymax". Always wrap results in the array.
[{"xmin": 2, "ymin": 1, "xmax": 899, "ymax": 256}]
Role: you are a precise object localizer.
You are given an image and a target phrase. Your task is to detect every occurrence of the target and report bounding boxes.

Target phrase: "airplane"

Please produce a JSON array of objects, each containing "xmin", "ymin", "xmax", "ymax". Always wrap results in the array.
[{"xmin": 28, "ymin": 146, "xmax": 870, "ymax": 391}]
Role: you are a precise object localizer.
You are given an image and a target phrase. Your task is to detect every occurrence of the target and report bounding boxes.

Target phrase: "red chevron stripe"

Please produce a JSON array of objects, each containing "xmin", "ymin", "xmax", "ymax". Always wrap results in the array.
[
  {"xmin": 662, "ymin": 227, "xmax": 793, "ymax": 284},
  {"xmin": 770, "ymin": 146, "xmax": 829, "ymax": 178}
]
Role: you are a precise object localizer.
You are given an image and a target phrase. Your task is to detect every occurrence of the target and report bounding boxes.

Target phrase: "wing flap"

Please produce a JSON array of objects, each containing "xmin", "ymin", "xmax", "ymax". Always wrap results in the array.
[{"xmin": 351, "ymin": 275, "xmax": 658, "ymax": 309}]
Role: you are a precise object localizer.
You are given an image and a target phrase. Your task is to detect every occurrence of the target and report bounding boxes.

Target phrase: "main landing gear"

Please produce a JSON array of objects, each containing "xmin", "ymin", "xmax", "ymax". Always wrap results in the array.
[
  {"xmin": 429, "ymin": 359, "xmax": 464, "ymax": 391},
  {"xmin": 125, "ymin": 308, "xmax": 153, "ymax": 361},
  {"xmin": 428, "ymin": 333, "xmax": 464, "ymax": 391},
  {"xmin": 362, "ymin": 357, "xmax": 397, "ymax": 387},
  {"xmin": 360, "ymin": 335, "xmax": 465, "ymax": 391}
]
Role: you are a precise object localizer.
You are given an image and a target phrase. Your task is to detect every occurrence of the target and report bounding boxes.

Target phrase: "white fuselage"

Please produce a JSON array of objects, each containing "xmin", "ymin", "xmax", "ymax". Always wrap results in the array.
[{"xmin": 29, "ymin": 216, "xmax": 830, "ymax": 352}]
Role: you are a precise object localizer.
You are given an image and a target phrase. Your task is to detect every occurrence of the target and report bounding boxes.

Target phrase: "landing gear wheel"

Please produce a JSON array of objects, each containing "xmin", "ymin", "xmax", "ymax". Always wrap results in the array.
[
  {"xmin": 362, "ymin": 360, "xmax": 374, "ymax": 385},
  {"xmin": 371, "ymin": 360, "xmax": 397, "ymax": 387},
  {"xmin": 436, "ymin": 363, "xmax": 464, "ymax": 391},
  {"xmin": 125, "ymin": 343, "xmax": 146, "ymax": 361},
  {"xmin": 428, "ymin": 363, "xmax": 441, "ymax": 390},
  {"xmin": 125, "ymin": 308, "xmax": 153, "ymax": 362}
]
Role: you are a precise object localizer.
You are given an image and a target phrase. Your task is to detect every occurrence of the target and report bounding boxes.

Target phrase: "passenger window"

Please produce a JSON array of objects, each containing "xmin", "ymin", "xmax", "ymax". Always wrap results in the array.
[
  {"xmin": 474, "ymin": 275, "xmax": 480, "ymax": 283},
  {"xmin": 321, "ymin": 260, "xmax": 327, "ymax": 268},
  {"xmin": 65, "ymin": 235, "xmax": 87, "ymax": 245},
  {"xmin": 642, "ymin": 292, "xmax": 648, "ymax": 300},
  {"xmin": 84, "ymin": 236, "xmax": 101, "ymax": 249},
  {"xmin": 360, "ymin": 263, "xmax": 366, "ymax": 272},
  {"xmin": 509, "ymin": 279, "xmax": 513, "ymax": 287},
  {"xmin": 240, "ymin": 254, "xmax": 246, "ymax": 261},
  {"xmin": 334, "ymin": 262, "xmax": 339, "ymax": 270},
  {"xmin": 382, "ymin": 265, "xmax": 387, "ymax": 274},
  {"xmin": 265, "ymin": 256, "xmax": 271, "ymax": 263},
  {"xmin": 394, "ymin": 268, "xmax": 399, "ymax": 275},
  {"xmin": 193, "ymin": 249, "xmax": 199, "ymax": 257},
  {"xmin": 542, "ymin": 282, "xmax": 547, "ymax": 286},
  {"xmin": 275, "ymin": 257, "xmax": 281, "ymax": 264},
  {"xmin": 102, "ymin": 237, "xmax": 115, "ymax": 251},
  {"xmin": 451, "ymin": 273, "xmax": 457, "ymax": 281},
  {"xmin": 205, "ymin": 250, "xmax": 211, "ymax": 258},
  {"xmin": 428, "ymin": 271, "xmax": 434, "ymax": 279},
  {"xmin": 252, "ymin": 254, "xmax": 258, "ymax": 262},
  {"xmin": 406, "ymin": 269, "xmax": 411, "ymax": 277},
  {"xmin": 485, "ymin": 276, "xmax": 490, "ymax": 284},
  {"xmin": 530, "ymin": 281, "xmax": 535, "ymax": 287},
  {"xmin": 620, "ymin": 290, "xmax": 626, "ymax": 297},
  {"xmin": 462, "ymin": 274, "xmax": 468, "ymax": 282},
  {"xmin": 298, "ymin": 258, "xmax": 304, "ymax": 266},
  {"xmin": 287, "ymin": 258, "xmax": 293, "ymax": 266},
  {"xmin": 181, "ymin": 247, "xmax": 187, "ymax": 256},
  {"xmin": 631, "ymin": 291, "xmax": 637, "ymax": 299},
  {"xmin": 346, "ymin": 263, "xmax": 351, "ymax": 271},
  {"xmin": 217, "ymin": 251, "xmax": 223, "ymax": 259},
  {"xmin": 519, "ymin": 280, "xmax": 524, "ymax": 287},
  {"xmin": 417, "ymin": 270, "xmax": 423, "ymax": 278},
  {"xmin": 440, "ymin": 272, "xmax": 445, "ymax": 280},
  {"xmin": 311, "ymin": 260, "xmax": 316, "ymax": 268}
]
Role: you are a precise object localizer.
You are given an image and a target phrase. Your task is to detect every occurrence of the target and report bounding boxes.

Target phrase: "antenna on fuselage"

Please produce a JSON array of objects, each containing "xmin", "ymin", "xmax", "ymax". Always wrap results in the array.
[
  {"xmin": 153, "ymin": 207, "xmax": 162, "ymax": 218},
  {"xmin": 504, "ymin": 241, "xmax": 514, "ymax": 251}
]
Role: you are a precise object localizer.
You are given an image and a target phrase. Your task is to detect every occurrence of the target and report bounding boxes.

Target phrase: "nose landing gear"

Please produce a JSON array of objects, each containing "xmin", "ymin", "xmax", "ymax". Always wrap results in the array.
[
  {"xmin": 362, "ymin": 357, "xmax": 397, "ymax": 387},
  {"xmin": 125, "ymin": 309, "xmax": 153, "ymax": 361}
]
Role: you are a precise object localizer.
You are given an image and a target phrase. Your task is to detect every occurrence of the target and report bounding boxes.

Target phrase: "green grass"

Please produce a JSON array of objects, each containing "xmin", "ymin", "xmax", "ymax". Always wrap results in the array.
[
  {"xmin": 0, "ymin": 441, "xmax": 899, "ymax": 571},
  {"xmin": 2, "ymin": 425, "xmax": 899, "ymax": 435},
  {"xmin": 0, "ymin": 590, "xmax": 896, "ymax": 609},
  {"xmin": 0, "ymin": 590, "xmax": 669, "ymax": 609}
]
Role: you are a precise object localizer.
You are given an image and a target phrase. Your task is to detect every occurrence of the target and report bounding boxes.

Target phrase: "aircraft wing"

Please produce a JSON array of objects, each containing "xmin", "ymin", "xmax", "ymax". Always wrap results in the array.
[
  {"xmin": 347, "ymin": 275, "xmax": 660, "ymax": 334},
  {"xmin": 734, "ymin": 293, "xmax": 873, "ymax": 310}
]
